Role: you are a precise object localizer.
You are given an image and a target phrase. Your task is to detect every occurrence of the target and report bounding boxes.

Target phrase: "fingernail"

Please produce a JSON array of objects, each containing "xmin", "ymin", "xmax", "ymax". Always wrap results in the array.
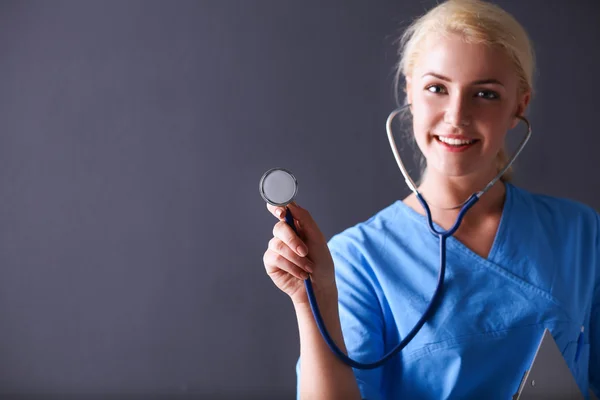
[
  {"xmin": 275, "ymin": 209, "xmax": 282, "ymax": 218},
  {"xmin": 304, "ymin": 264, "xmax": 314, "ymax": 274},
  {"xmin": 301, "ymin": 273, "xmax": 309, "ymax": 280},
  {"xmin": 297, "ymin": 245, "xmax": 307, "ymax": 257}
]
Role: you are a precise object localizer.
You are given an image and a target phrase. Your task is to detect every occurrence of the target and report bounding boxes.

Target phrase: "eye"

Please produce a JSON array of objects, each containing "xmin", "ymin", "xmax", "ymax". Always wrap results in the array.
[
  {"xmin": 476, "ymin": 90, "xmax": 500, "ymax": 100},
  {"xmin": 426, "ymin": 84, "xmax": 447, "ymax": 94}
]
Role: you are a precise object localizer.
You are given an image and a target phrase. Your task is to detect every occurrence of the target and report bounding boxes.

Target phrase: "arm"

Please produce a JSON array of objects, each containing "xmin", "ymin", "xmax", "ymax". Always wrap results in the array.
[
  {"xmin": 261, "ymin": 202, "xmax": 367, "ymax": 399},
  {"xmin": 295, "ymin": 294, "xmax": 362, "ymax": 400}
]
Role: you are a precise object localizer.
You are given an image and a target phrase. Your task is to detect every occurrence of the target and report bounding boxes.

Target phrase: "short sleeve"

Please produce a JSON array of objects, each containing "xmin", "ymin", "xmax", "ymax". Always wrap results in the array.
[
  {"xmin": 590, "ymin": 213, "xmax": 600, "ymax": 398},
  {"xmin": 295, "ymin": 241, "xmax": 387, "ymax": 400}
]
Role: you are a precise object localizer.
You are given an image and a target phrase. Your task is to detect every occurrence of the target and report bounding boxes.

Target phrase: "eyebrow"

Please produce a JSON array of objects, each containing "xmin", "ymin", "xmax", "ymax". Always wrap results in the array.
[{"xmin": 422, "ymin": 72, "xmax": 505, "ymax": 87}]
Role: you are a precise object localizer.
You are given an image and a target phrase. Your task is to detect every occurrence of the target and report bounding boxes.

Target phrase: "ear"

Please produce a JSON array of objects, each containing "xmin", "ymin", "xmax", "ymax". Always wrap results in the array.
[{"xmin": 511, "ymin": 90, "xmax": 531, "ymax": 129}]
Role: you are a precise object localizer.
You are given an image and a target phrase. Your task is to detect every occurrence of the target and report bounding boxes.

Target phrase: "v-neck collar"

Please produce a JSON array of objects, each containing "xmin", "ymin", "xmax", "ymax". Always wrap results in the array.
[{"xmin": 394, "ymin": 183, "xmax": 514, "ymax": 263}]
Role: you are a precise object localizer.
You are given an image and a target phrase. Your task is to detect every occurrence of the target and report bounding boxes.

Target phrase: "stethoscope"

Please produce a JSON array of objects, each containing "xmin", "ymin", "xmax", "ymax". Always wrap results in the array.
[{"xmin": 259, "ymin": 103, "xmax": 532, "ymax": 370}]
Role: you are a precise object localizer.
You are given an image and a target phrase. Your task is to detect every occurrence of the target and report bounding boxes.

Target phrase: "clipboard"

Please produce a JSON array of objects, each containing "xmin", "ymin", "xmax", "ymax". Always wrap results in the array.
[{"xmin": 513, "ymin": 328, "xmax": 584, "ymax": 400}]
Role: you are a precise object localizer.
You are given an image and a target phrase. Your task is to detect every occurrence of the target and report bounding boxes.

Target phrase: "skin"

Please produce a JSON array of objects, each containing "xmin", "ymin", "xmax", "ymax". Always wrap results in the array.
[{"xmin": 262, "ymin": 32, "xmax": 532, "ymax": 399}]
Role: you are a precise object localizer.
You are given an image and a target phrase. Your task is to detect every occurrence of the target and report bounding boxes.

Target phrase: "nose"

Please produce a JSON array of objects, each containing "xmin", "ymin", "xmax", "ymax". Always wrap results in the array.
[{"xmin": 444, "ymin": 93, "xmax": 471, "ymax": 128}]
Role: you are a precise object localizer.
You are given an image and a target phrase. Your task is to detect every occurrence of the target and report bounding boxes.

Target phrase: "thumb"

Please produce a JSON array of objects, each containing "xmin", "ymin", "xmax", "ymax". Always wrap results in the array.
[{"xmin": 286, "ymin": 202, "xmax": 325, "ymax": 243}]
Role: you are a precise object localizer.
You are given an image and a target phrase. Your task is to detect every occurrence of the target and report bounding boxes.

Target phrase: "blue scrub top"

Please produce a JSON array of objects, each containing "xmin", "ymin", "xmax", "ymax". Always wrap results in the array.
[{"xmin": 296, "ymin": 183, "xmax": 599, "ymax": 399}]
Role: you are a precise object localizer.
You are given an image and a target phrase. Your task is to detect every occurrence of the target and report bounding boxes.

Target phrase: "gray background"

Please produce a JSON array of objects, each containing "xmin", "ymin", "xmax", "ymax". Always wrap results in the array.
[{"xmin": 0, "ymin": 0, "xmax": 598, "ymax": 399}]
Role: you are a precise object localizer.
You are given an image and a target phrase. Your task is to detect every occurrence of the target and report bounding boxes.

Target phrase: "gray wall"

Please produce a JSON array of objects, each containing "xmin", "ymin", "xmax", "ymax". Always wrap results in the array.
[{"xmin": 0, "ymin": 0, "xmax": 598, "ymax": 398}]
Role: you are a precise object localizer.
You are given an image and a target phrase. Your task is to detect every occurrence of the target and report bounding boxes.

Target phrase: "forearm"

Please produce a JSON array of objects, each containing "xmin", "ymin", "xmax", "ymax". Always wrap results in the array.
[{"xmin": 295, "ymin": 298, "xmax": 362, "ymax": 400}]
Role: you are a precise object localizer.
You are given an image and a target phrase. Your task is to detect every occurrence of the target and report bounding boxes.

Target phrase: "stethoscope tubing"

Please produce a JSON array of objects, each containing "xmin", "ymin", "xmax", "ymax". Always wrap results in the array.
[{"xmin": 284, "ymin": 105, "xmax": 531, "ymax": 369}]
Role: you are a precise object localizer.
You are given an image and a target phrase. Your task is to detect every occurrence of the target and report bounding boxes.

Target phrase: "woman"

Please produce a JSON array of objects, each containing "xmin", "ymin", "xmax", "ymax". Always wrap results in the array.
[{"xmin": 262, "ymin": 0, "xmax": 598, "ymax": 398}]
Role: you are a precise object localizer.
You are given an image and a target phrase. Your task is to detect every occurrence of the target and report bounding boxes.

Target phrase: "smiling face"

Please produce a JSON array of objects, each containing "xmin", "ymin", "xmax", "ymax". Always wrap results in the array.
[{"xmin": 406, "ymin": 33, "xmax": 530, "ymax": 181}]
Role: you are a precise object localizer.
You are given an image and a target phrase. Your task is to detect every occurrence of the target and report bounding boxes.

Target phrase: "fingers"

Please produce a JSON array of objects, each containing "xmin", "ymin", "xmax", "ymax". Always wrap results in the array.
[
  {"xmin": 266, "ymin": 203, "xmax": 286, "ymax": 219},
  {"xmin": 287, "ymin": 202, "xmax": 323, "ymax": 241},
  {"xmin": 263, "ymin": 248, "xmax": 310, "ymax": 281},
  {"xmin": 268, "ymin": 237, "xmax": 314, "ymax": 274},
  {"xmin": 265, "ymin": 201, "xmax": 321, "ymax": 241},
  {"xmin": 273, "ymin": 220, "xmax": 308, "ymax": 257}
]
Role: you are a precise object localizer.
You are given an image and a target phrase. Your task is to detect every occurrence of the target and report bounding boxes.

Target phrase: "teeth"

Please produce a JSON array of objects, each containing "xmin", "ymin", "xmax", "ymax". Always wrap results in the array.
[{"xmin": 437, "ymin": 136, "xmax": 475, "ymax": 146}]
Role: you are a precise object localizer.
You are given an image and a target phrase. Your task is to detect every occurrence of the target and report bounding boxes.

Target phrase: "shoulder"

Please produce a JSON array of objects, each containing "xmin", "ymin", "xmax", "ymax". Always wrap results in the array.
[
  {"xmin": 508, "ymin": 183, "xmax": 600, "ymax": 236},
  {"xmin": 325, "ymin": 199, "xmax": 426, "ymax": 280},
  {"xmin": 327, "ymin": 200, "xmax": 403, "ymax": 258},
  {"xmin": 325, "ymin": 201, "xmax": 410, "ymax": 300}
]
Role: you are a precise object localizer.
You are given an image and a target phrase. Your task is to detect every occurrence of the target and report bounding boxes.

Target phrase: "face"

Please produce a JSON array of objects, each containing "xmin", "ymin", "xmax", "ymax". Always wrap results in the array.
[{"xmin": 406, "ymin": 34, "xmax": 530, "ymax": 180}]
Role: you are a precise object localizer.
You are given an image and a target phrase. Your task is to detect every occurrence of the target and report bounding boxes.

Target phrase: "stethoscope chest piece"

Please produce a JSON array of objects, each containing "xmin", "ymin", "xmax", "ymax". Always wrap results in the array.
[{"xmin": 259, "ymin": 168, "xmax": 298, "ymax": 207}]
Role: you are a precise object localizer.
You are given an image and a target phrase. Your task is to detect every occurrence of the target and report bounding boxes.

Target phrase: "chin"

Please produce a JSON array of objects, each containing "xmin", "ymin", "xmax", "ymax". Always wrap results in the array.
[
  {"xmin": 433, "ymin": 168, "xmax": 477, "ymax": 179},
  {"xmin": 428, "ymin": 160, "xmax": 495, "ymax": 180}
]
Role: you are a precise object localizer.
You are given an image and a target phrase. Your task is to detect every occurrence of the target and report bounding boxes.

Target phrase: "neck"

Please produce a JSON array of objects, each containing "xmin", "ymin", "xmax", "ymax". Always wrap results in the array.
[{"xmin": 416, "ymin": 167, "xmax": 506, "ymax": 220}]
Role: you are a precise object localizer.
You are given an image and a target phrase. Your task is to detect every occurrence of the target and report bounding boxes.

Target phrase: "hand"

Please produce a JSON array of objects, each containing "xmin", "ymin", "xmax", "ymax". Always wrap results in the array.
[{"xmin": 263, "ymin": 202, "xmax": 337, "ymax": 306}]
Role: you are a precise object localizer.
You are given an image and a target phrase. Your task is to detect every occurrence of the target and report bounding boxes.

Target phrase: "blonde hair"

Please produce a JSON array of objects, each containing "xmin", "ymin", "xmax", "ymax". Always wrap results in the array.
[{"xmin": 394, "ymin": 0, "xmax": 535, "ymax": 182}]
